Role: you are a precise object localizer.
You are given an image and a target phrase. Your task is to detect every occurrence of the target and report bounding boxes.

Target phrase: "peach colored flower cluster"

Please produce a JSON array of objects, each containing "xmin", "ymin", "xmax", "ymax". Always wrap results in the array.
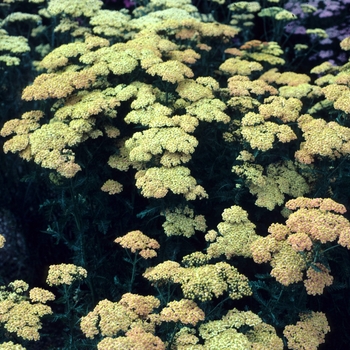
[
  {"xmin": 114, "ymin": 230, "xmax": 160, "ymax": 259},
  {"xmin": 251, "ymin": 224, "xmax": 307, "ymax": 286},
  {"xmin": 160, "ymin": 299, "xmax": 205, "ymax": 326},
  {"xmin": 304, "ymin": 263, "xmax": 334, "ymax": 296},
  {"xmin": 97, "ymin": 326, "xmax": 165, "ymax": 350},
  {"xmin": 283, "ymin": 312, "xmax": 330, "ymax": 350},
  {"xmin": 285, "ymin": 197, "xmax": 350, "ymax": 248},
  {"xmin": 252, "ymin": 197, "xmax": 350, "ymax": 294}
]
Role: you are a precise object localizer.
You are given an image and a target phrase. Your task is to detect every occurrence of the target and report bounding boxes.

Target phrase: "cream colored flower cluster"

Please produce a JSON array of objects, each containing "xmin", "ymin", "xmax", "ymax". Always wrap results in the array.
[
  {"xmin": 114, "ymin": 230, "xmax": 160, "ymax": 259},
  {"xmin": 46, "ymin": 263, "xmax": 87, "ymax": 286},
  {"xmin": 233, "ymin": 160, "xmax": 309, "ymax": 210},
  {"xmin": 206, "ymin": 205, "xmax": 258, "ymax": 259},
  {"xmin": 144, "ymin": 260, "xmax": 252, "ymax": 302},
  {"xmin": 0, "ymin": 280, "xmax": 54, "ymax": 341},
  {"xmin": 162, "ymin": 206, "xmax": 207, "ymax": 238}
]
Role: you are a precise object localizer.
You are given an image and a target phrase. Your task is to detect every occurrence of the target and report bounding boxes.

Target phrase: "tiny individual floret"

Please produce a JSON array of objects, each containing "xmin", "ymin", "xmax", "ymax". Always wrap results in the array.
[{"xmin": 46, "ymin": 264, "xmax": 87, "ymax": 286}]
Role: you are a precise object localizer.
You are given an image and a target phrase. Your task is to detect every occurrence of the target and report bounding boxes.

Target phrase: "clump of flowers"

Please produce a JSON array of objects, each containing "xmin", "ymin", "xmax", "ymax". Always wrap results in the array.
[
  {"xmin": 206, "ymin": 205, "xmax": 258, "ymax": 259},
  {"xmin": 0, "ymin": 280, "xmax": 54, "ymax": 341},
  {"xmin": 233, "ymin": 160, "xmax": 310, "ymax": 211},
  {"xmin": 115, "ymin": 230, "xmax": 160, "ymax": 259},
  {"xmin": 46, "ymin": 263, "xmax": 87, "ymax": 286},
  {"xmin": 295, "ymin": 114, "xmax": 350, "ymax": 164},
  {"xmin": 283, "ymin": 312, "xmax": 330, "ymax": 350},
  {"xmin": 251, "ymin": 197, "xmax": 350, "ymax": 294},
  {"xmin": 196, "ymin": 308, "xmax": 283, "ymax": 349},
  {"xmin": 144, "ymin": 260, "xmax": 252, "ymax": 302},
  {"xmin": 80, "ymin": 293, "xmax": 162, "ymax": 348},
  {"xmin": 160, "ymin": 299, "xmax": 205, "ymax": 326},
  {"xmin": 161, "ymin": 206, "xmax": 206, "ymax": 238}
]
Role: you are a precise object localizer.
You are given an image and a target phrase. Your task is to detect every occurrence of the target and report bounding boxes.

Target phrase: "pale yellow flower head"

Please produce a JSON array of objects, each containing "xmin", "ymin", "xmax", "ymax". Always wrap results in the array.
[{"xmin": 46, "ymin": 263, "xmax": 87, "ymax": 286}]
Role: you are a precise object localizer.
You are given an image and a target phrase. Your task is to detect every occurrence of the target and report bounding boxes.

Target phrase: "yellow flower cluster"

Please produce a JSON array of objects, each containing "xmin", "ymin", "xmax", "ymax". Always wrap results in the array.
[
  {"xmin": 171, "ymin": 326, "xmax": 199, "ymax": 348},
  {"xmin": 182, "ymin": 251, "xmax": 210, "ymax": 268},
  {"xmin": 0, "ymin": 29, "xmax": 30, "ymax": 66},
  {"xmin": 144, "ymin": 261, "xmax": 251, "ymax": 302},
  {"xmin": 125, "ymin": 127, "xmax": 198, "ymax": 163},
  {"xmin": 46, "ymin": 263, "xmax": 87, "ymax": 286},
  {"xmin": 240, "ymin": 41, "xmax": 285, "ymax": 65},
  {"xmin": 233, "ymin": 161, "xmax": 309, "ymax": 210},
  {"xmin": 0, "ymin": 234, "xmax": 5, "ymax": 249},
  {"xmin": 29, "ymin": 287, "xmax": 55, "ymax": 303},
  {"xmin": 295, "ymin": 114, "xmax": 350, "ymax": 164},
  {"xmin": 251, "ymin": 225, "xmax": 307, "ymax": 286},
  {"xmin": 160, "ymin": 299, "xmax": 205, "ymax": 326},
  {"xmin": 206, "ymin": 205, "xmax": 258, "ymax": 259},
  {"xmin": 283, "ymin": 312, "xmax": 330, "ymax": 350},
  {"xmin": 196, "ymin": 308, "xmax": 283, "ymax": 349},
  {"xmin": 0, "ymin": 342, "xmax": 26, "ymax": 350},
  {"xmin": 0, "ymin": 281, "xmax": 53, "ymax": 341},
  {"xmin": 90, "ymin": 10, "xmax": 131, "ymax": 38},
  {"xmin": 101, "ymin": 179, "xmax": 123, "ymax": 195},
  {"xmin": 240, "ymin": 111, "xmax": 297, "ymax": 152},
  {"xmin": 161, "ymin": 206, "xmax": 206, "ymax": 238},
  {"xmin": 227, "ymin": 75, "xmax": 278, "ymax": 97},
  {"xmin": 80, "ymin": 293, "xmax": 160, "ymax": 340},
  {"xmin": 47, "ymin": 0, "xmax": 103, "ymax": 18},
  {"xmin": 219, "ymin": 57, "xmax": 263, "ymax": 76},
  {"xmin": 114, "ymin": 230, "xmax": 160, "ymax": 259},
  {"xmin": 228, "ymin": 1, "xmax": 261, "ymax": 30},
  {"xmin": 135, "ymin": 166, "xmax": 208, "ymax": 200}
]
